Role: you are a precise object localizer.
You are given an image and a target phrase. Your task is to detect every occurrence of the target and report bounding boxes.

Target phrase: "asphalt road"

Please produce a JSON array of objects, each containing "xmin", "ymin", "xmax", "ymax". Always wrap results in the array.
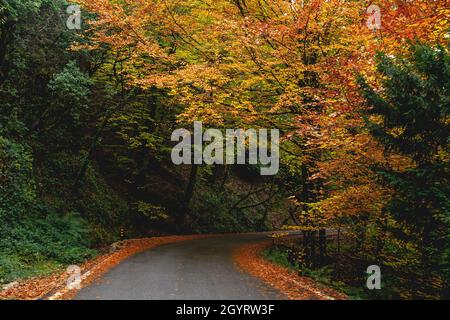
[{"xmin": 75, "ymin": 233, "xmax": 286, "ymax": 300}]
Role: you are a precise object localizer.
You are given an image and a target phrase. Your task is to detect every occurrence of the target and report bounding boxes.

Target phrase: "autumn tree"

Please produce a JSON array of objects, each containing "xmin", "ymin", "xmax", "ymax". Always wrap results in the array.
[
  {"xmin": 358, "ymin": 43, "xmax": 449, "ymax": 297},
  {"xmin": 72, "ymin": 0, "xmax": 449, "ymax": 296}
]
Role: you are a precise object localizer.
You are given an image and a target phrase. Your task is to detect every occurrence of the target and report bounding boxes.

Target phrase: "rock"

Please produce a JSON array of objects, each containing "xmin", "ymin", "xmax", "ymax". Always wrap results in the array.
[
  {"xmin": 2, "ymin": 281, "xmax": 19, "ymax": 291},
  {"xmin": 109, "ymin": 241, "xmax": 126, "ymax": 253}
]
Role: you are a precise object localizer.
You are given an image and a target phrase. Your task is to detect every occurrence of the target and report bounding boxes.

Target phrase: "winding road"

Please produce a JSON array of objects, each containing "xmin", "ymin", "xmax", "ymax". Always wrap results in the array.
[{"xmin": 75, "ymin": 233, "xmax": 286, "ymax": 300}]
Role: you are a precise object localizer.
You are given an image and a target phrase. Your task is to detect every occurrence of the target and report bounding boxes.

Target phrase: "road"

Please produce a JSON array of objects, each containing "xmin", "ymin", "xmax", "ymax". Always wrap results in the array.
[{"xmin": 75, "ymin": 233, "xmax": 286, "ymax": 300}]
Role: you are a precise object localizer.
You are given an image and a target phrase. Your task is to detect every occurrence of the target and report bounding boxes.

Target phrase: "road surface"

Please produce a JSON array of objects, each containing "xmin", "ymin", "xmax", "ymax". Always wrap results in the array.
[{"xmin": 75, "ymin": 233, "xmax": 286, "ymax": 300}]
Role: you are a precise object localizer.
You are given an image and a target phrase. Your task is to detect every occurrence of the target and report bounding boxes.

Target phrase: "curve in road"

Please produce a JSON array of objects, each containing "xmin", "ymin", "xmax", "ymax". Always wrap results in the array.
[{"xmin": 75, "ymin": 233, "xmax": 286, "ymax": 300}]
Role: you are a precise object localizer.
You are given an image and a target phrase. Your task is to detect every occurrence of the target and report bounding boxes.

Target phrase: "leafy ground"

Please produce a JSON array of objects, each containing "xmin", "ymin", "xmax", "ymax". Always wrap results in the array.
[
  {"xmin": 0, "ymin": 235, "xmax": 209, "ymax": 300},
  {"xmin": 233, "ymin": 241, "xmax": 347, "ymax": 300},
  {"xmin": 0, "ymin": 0, "xmax": 448, "ymax": 299}
]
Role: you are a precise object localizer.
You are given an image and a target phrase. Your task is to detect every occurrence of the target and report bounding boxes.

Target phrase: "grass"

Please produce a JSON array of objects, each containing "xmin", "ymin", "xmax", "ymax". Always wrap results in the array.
[
  {"xmin": 262, "ymin": 245, "xmax": 300, "ymax": 271},
  {"xmin": 0, "ymin": 254, "xmax": 64, "ymax": 285}
]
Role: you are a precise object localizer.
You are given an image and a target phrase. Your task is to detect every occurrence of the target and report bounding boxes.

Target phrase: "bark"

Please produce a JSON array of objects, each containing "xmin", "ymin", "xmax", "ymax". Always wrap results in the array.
[
  {"xmin": 318, "ymin": 229, "xmax": 326, "ymax": 264},
  {"xmin": 183, "ymin": 164, "xmax": 199, "ymax": 211},
  {"xmin": 0, "ymin": 20, "xmax": 15, "ymax": 82},
  {"xmin": 74, "ymin": 103, "xmax": 124, "ymax": 191},
  {"xmin": 421, "ymin": 212, "xmax": 433, "ymax": 273},
  {"xmin": 337, "ymin": 228, "xmax": 341, "ymax": 255},
  {"xmin": 220, "ymin": 165, "xmax": 230, "ymax": 189}
]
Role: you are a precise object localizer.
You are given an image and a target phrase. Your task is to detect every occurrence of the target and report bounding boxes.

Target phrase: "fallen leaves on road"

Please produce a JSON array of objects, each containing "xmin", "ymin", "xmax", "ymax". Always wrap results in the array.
[
  {"xmin": 0, "ymin": 235, "xmax": 209, "ymax": 300},
  {"xmin": 233, "ymin": 241, "xmax": 347, "ymax": 300}
]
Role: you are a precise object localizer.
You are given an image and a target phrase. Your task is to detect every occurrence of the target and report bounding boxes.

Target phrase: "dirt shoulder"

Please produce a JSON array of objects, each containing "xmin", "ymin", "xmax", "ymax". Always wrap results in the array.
[{"xmin": 233, "ymin": 241, "xmax": 347, "ymax": 300}]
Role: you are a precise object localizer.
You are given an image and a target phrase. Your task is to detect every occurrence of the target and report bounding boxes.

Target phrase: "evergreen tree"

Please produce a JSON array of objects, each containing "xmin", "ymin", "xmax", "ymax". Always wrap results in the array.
[{"xmin": 358, "ymin": 43, "xmax": 449, "ymax": 297}]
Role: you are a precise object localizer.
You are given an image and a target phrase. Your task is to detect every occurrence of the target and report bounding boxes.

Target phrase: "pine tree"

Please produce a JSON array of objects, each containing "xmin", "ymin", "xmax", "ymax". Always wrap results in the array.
[{"xmin": 358, "ymin": 43, "xmax": 449, "ymax": 297}]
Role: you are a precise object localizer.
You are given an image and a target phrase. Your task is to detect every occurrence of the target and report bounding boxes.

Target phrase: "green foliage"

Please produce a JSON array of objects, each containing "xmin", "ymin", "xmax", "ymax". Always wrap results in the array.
[
  {"xmin": 262, "ymin": 246, "xmax": 299, "ymax": 271},
  {"xmin": 48, "ymin": 61, "xmax": 92, "ymax": 123},
  {"xmin": 358, "ymin": 42, "xmax": 450, "ymax": 298},
  {"xmin": 1, "ymin": 212, "xmax": 95, "ymax": 264},
  {"xmin": 0, "ymin": 136, "xmax": 35, "ymax": 217},
  {"xmin": 37, "ymin": 152, "xmax": 127, "ymax": 245},
  {"xmin": 189, "ymin": 189, "xmax": 244, "ymax": 233},
  {"xmin": 1, "ymin": 0, "xmax": 45, "ymax": 22},
  {"xmin": 0, "ymin": 137, "xmax": 96, "ymax": 284},
  {"xmin": 189, "ymin": 184, "xmax": 270, "ymax": 233},
  {"xmin": 263, "ymin": 245, "xmax": 401, "ymax": 300},
  {"xmin": 359, "ymin": 44, "xmax": 449, "ymax": 163},
  {"xmin": 0, "ymin": 1, "xmax": 127, "ymax": 285},
  {"xmin": 0, "ymin": 255, "xmax": 61, "ymax": 285},
  {"xmin": 0, "ymin": 0, "xmax": 447, "ymax": 300},
  {"xmin": 136, "ymin": 202, "xmax": 169, "ymax": 222}
]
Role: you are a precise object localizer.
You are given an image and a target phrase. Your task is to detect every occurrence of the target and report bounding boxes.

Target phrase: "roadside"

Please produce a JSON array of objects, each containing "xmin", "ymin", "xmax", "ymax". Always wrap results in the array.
[
  {"xmin": 0, "ymin": 235, "xmax": 209, "ymax": 300},
  {"xmin": 233, "ymin": 241, "xmax": 347, "ymax": 300},
  {"xmin": 2, "ymin": 232, "xmax": 347, "ymax": 300},
  {"xmin": 74, "ymin": 233, "xmax": 284, "ymax": 300}
]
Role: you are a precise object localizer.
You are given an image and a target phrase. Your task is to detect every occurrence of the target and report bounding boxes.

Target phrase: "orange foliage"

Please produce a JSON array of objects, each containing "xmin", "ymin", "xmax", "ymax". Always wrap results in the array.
[
  {"xmin": 233, "ymin": 240, "xmax": 347, "ymax": 300},
  {"xmin": 72, "ymin": 0, "xmax": 448, "ymax": 227}
]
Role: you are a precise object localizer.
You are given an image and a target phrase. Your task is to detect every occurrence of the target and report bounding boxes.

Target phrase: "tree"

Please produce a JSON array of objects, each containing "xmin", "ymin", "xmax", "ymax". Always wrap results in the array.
[{"xmin": 358, "ymin": 43, "xmax": 449, "ymax": 297}]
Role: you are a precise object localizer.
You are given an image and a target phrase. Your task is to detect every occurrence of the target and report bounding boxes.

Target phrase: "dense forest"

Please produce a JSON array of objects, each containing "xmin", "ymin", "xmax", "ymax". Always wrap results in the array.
[{"xmin": 0, "ymin": 0, "xmax": 448, "ymax": 299}]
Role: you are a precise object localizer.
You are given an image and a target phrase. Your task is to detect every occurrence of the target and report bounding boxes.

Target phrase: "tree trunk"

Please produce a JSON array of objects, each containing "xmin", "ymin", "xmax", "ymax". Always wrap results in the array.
[
  {"xmin": 310, "ymin": 230, "xmax": 317, "ymax": 266},
  {"xmin": 318, "ymin": 228, "xmax": 326, "ymax": 265},
  {"xmin": 0, "ymin": 21, "xmax": 15, "ymax": 82},
  {"xmin": 220, "ymin": 165, "xmax": 230, "ymax": 189},
  {"xmin": 183, "ymin": 164, "xmax": 199, "ymax": 216},
  {"xmin": 337, "ymin": 227, "xmax": 341, "ymax": 255},
  {"xmin": 302, "ymin": 231, "xmax": 310, "ymax": 267},
  {"xmin": 74, "ymin": 103, "xmax": 123, "ymax": 191},
  {"xmin": 421, "ymin": 212, "xmax": 432, "ymax": 273}
]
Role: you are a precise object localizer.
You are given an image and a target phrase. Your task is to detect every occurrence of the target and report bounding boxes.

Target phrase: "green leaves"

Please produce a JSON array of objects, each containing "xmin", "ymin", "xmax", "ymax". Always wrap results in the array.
[
  {"xmin": 0, "ymin": 136, "xmax": 96, "ymax": 284},
  {"xmin": 0, "ymin": 136, "xmax": 35, "ymax": 218},
  {"xmin": 48, "ymin": 61, "xmax": 91, "ymax": 122},
  {"xmin": 361, "ymin": 44, "xmax": 449, "ymax": 164},
  {"xmin": 359, "ymin": 43, "xmax": 450, "ymax": 296}
]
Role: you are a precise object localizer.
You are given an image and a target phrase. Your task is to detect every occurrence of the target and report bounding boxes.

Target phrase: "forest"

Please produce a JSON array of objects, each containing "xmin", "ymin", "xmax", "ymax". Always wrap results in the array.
[{"xmin": 0, "ymin": 0, "xmax": 448, "ymax": 300}]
